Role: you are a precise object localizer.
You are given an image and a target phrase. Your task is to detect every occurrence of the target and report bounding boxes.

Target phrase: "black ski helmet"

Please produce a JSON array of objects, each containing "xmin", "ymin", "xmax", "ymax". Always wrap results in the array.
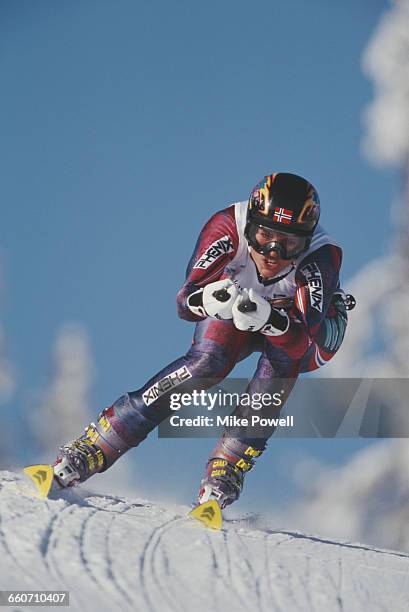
[{"xmin": 244, "ymin": 172, "xmax": 321, "ymax": 258}]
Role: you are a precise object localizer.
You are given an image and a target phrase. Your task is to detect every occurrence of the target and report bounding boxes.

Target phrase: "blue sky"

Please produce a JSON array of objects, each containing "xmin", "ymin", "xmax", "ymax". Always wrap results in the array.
[{"xmin": 0, "ymin": 0, "xmax": 398, "ymax": 505}]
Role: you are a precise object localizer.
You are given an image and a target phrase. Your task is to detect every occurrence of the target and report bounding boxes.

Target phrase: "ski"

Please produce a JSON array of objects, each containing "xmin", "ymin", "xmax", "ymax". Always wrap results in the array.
[
  {"xmin": 25, "ymin": 463, "xmax": 222, "ymax": 530},
  {"xmin": 189, "ymin": 500, "xmax": 223, "ymax": 530},
  {"xmin": 23, "ymin": 464, "xmax": 62, "ymax": 498}
]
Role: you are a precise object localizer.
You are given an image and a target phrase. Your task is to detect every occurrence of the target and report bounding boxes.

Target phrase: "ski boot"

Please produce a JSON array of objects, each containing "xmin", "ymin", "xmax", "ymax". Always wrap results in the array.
[
  {"xmin": 53, "ymin": 407, "xmax": 133, "ymax": 487},
  {"xmin": 53, "ymin": 435, "xmax": 105, "ymax": 487},
  {"xmin": 197, "ymin": 435, "xmax": 265, "ymax": 509}
]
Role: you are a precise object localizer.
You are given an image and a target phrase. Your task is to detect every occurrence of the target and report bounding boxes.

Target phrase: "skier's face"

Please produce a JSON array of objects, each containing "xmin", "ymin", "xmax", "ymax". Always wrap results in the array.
[{"xmin": 250, "ymin": 246, "xmax": 292, "ymax": 279}]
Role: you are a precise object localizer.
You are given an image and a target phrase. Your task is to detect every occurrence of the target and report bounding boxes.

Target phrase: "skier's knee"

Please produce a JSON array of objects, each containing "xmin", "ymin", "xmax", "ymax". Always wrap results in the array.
[{"xmin": 186, "ymin": 345, "xmax": 233, "ymax": 379}]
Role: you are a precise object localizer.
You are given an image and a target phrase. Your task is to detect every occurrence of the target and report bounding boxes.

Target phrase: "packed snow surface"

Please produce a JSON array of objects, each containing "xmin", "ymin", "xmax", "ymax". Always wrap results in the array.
[{"xmin": 1, "ymin": 470, "xmax": 408, "ymax": 612}]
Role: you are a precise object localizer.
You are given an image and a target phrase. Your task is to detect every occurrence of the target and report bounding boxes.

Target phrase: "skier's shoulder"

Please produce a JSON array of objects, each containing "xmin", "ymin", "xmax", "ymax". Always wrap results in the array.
[
  {"xmin": 295, "ymin": 224, "xmax": 343, "ymax": 274},
  {"xmin": 310, "ymin": 223, "xmax": 341, "ymax": 251},
  {"xmin": 198, "ymin": 202, "xmax": 243, "ymax": 247},
  {"xmin": 187, "ymin": 204, "xmax": 242, "ymax": 276},
  {"xmin": 201, "ymin": 202, "xmax": 236, "ymax": 230}
]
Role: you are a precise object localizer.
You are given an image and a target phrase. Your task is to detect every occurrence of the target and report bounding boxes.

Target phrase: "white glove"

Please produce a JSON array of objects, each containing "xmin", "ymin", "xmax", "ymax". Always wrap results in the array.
[
  {"xmin": 232, "ymin": 289, "xmax": 289, "ymax": 335},
  {"xmin": 202, "ymin": 279, "xmax": 239, "ymax": 319},
  {"xmin": 187, "ymin": 279, "xmax": 239, "ymax": 320}
]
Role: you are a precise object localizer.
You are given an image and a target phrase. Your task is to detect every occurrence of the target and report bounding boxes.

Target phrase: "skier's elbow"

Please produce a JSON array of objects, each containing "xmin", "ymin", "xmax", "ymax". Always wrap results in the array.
[
  {"xmin": 267, "ymin": 324, "xmax": 310, "ymax": 359},
  {"xmin": 176, "ymin": 289, "xmax": 198, "ymax": 322},
  {"xmin": 177, "ymin": 303, "xmax": 196, "ymax": 321}
]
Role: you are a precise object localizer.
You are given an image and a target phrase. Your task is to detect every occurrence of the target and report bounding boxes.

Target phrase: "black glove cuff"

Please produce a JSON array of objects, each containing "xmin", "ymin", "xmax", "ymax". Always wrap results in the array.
[
  {"xmin": 187, "ymin": 288, "xmax": 206, "ymax": 318},
  {"xmin": 261, "ymin": 307, "xmax": 290, "ymax": 336},
  {"xmin": 268, "ymin": 307, "xmax": 289, "ymax": 332}
]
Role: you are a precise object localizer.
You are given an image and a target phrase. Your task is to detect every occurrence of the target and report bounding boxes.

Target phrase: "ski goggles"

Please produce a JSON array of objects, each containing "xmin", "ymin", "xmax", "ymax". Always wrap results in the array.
[{"xmin": 246, "ymin": 223, "xmax": 309, "ymax": 259}]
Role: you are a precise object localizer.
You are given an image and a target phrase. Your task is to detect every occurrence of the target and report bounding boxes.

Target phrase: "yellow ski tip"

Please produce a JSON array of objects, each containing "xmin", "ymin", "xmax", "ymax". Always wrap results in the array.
[
  {"xmin": 23, "ymin": 465, "xmax": 54, "ymax": 498},
  {"xmin": 189, "ymin": 500, "xmax": 222, "ymax": 530}
]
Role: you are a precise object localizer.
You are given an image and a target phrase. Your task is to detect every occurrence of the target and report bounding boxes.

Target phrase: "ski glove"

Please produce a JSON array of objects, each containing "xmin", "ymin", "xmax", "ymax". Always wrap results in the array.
[
  {"xmin": 232, "ymin": 289, "xmax": 289, "ymax": 335},
  {"xmin": 316, "ymin": 290, "xmax": 348, "ymax": 352},
  {"xmin": 187, "ymin": 279, "xmax": 239, "ymax": 320}
]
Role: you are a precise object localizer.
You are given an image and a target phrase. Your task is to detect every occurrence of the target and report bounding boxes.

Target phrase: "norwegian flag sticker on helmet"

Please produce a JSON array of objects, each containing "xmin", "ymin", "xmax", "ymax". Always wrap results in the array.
[{"xmin": 273, "ymin": 207, "xmax": 293, "ymax": 224}]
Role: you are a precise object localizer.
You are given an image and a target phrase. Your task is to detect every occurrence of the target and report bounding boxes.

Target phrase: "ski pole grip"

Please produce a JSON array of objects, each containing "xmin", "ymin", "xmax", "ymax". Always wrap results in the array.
[
  {"xmin": 237, "ymin": 297, "xmax": 257, "ymax": 313},
  {"xmin": 213, "ymin": 289, "xmax": 231, "ymax": 302},
  {"xmin": 345, "ymin": 294, "xmax": 356, "ymax": 311}
]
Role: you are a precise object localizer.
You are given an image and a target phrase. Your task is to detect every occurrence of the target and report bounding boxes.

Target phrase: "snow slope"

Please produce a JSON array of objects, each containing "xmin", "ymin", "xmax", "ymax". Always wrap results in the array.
[{"xmin": 1, "ymin": 471, "xmax": 408, "ymax": 612}]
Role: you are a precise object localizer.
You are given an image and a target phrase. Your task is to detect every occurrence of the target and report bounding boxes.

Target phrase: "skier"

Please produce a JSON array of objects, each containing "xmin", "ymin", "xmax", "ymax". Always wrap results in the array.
[{"xmin": 53, "ymin": 172, "xmax": 350, "ymax": 509}]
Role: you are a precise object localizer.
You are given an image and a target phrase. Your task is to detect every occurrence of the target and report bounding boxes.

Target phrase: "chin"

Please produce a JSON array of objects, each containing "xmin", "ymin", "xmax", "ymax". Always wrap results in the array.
[
  {"xmin": 262, "ymin": 261, "xmax": 289, "ymax": 277},
  {"xmin": 260, "ymin": 266, "xmax": 278, "ymax": 277}
]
